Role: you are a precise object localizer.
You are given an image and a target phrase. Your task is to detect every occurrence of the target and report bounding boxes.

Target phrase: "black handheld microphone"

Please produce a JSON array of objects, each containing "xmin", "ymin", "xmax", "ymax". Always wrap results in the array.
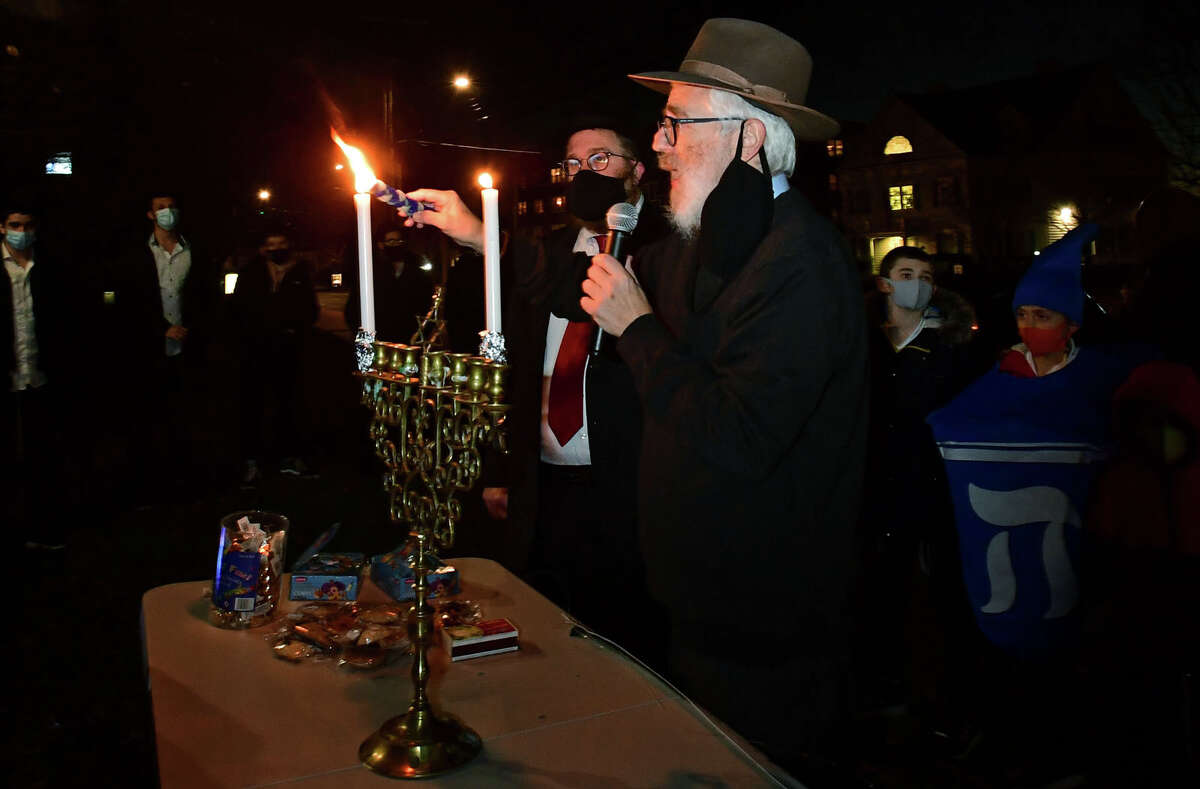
[{"xmin": 593, "ymin": 202, "xmax": 640, "ymax": 353}]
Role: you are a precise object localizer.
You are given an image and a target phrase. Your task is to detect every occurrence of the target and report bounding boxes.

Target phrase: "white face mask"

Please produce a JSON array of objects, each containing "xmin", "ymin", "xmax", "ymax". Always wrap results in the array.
[
  {"xmin": 154, "ymin": 207, "xmax": 180, "ymax": 231},
  {"xmin": 888, "ymin": 278, "xmax": 933, "ymax": 311},
  {"xmin": 3, "ymin": 229, "xmax": 34, "ymax": 250}
]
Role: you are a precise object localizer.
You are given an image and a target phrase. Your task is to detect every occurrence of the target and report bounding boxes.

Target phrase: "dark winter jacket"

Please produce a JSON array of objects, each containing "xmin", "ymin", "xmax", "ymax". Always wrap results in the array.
[
  {"xmin": 618, "ymin": 189, "xmax": 869, "ymax": 645},
  {"xmin": 863, "ymin": 287, "xmax": 980, "ymax": 543},
  {"xmin": 230, "ymin": 257, "xmax": 319, "ymax": 346}
]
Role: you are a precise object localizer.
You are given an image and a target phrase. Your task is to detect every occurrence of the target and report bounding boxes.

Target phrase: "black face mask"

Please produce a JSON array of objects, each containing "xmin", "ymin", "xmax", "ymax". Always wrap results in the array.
[
  {"xmin": 692, "ymin": 122, "xmax": 774, "ymax": 312},
  {"xmin": 565, "ymin": 169, "xmax": 628, "ymax": 222},
  {"xmin": 266, "ymin": 248, "xmax": 290, "ymax": 264}
]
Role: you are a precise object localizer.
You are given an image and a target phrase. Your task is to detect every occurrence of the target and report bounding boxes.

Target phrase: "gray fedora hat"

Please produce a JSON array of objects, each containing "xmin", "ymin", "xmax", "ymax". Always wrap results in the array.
[{"xmin": 629, "ymin": 18, "xmax": 840, "ymax": 142}]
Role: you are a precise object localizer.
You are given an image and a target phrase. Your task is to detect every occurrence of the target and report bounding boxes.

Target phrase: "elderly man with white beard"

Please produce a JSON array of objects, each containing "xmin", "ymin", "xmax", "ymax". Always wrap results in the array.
[{"xmin": 579, "ymin": 19, "xmax": 869, "ymax": 776}]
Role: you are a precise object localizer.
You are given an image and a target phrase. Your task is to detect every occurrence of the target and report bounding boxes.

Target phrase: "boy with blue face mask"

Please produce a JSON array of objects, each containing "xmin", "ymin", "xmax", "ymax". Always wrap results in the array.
[
  {"xmin": 109, "ymin": 190, "xmax": 216, "ymax": 506},
  {"xmin": 876, "ymin": 246, "xmax": 937, "ymax": 350},
  {"xmin": 2, "ymin": 209, "xmax": 46, "ymax": 392},
  {"xmin": 857, "ymin": 245, "xmax": 982, "ymax": 727},
  {"xmin": 3, "ymin": 204, "xmax": 69, "ymax": 551}
]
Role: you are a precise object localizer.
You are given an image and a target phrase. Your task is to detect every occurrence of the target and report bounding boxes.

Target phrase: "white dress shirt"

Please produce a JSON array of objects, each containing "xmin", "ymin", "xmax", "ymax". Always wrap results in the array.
[
  {"xmin": 149, "ymin": 234, "xmax": 191, "ymax": 357},
  {"xmin": 4, "ymin": 245, "xmax": 45, "ymax": 392},
  {"xmin": 540, "ymin": 195, "xmax": 645, "ymax": 466}
]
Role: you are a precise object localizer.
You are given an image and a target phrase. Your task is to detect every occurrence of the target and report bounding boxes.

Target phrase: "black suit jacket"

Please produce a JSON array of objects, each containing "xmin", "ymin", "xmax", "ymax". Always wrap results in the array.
[
  {"xmin": 111, "ymin": 235, "xmax": 215, "ymax": 370},
  {"xmin": 499, "ymin": 202, "xmax": 671, "ymax": 541},
  {"xmin": 2, "ymin": 247, "xmax": 68, "ymax": 385}
]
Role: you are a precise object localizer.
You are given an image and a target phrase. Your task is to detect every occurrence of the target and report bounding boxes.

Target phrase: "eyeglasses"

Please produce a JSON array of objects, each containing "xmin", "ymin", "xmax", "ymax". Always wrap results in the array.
[
  {"xmin": 559, "ymin": 150, "xmax": 638, "ymax": 177},
  {"xmin": 656, "ymin": 116, "xmax": 744, "ymax": 146}
]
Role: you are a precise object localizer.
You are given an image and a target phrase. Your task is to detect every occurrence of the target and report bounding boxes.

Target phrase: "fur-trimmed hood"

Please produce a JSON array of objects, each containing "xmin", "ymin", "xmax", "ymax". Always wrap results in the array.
[{"xmin": 866, "ymin": 285, "xmax": 977, "ymax": 346}]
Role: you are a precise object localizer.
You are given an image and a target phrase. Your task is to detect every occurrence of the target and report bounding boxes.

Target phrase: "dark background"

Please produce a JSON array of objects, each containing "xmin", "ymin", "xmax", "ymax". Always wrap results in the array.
[
  {"xmin": 3, "ymin": 2, "xmax": 1197, "ymax": 787},
  {"xmin": 3, "ymin": 0, "xmax": 1192, "ymax": 255}
]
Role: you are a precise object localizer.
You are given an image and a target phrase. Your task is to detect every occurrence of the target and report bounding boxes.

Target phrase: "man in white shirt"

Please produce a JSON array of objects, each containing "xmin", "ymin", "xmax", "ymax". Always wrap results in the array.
[
  {"xmin": 114, "ymin": 191, "xmax": 214, "ymax": 504},
  {"xmin": 2, "ymin": 204, "xmax": 66, "ymax": 550},
  {"xmin": 400, "ymin": 117, "xmax": 671, "ymax": 662}
]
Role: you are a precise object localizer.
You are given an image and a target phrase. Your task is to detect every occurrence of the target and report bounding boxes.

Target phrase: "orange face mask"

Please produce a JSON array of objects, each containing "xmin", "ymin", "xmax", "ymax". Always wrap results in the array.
[{"xmin": 1019, "ymin": 325, "xmax": 1071, "ymax": 355}]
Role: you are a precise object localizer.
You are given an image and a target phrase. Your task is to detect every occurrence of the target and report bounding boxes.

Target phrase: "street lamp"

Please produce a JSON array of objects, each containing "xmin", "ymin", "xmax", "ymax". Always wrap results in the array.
[
  {"xmin": 258, "ymin": 188, "xmax": 271, "ymax": 201},
  {"xmin": 453, "ymin": 75, "xmax": 470, "ymax": 90}
]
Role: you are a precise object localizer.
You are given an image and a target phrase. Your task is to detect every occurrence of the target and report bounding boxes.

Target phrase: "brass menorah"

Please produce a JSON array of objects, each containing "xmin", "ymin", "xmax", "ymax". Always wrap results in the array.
[{"xmin": 356, "ymin": 339, "xmax": 508, "ymax": 778}]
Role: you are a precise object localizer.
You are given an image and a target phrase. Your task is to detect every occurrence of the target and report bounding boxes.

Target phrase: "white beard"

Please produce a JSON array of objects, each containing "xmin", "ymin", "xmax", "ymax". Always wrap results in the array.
[
  {"xmin": 667, "ymin": 190, "xmax": 703, "ymax": 240},
  {"xmin": 664, "ymin": 142, "xmax": 731, "ymax": 241}
]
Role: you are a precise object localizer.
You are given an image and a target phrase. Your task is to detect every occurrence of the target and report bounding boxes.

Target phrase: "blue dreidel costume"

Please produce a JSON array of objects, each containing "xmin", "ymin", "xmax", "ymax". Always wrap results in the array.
[{"xmin": 927, "ymin": 225, "xmax": 1148, "ymax": 658}]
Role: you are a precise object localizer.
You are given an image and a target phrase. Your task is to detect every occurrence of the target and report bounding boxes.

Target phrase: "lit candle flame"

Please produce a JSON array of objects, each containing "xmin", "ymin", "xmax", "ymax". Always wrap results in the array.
[
  {"xmin": 478, "ymin": 173, "xmax": 493, "ymax": 189},
  {"xmin": 331, "ymin": 129, "xmax": 378, "ymax": 194}
]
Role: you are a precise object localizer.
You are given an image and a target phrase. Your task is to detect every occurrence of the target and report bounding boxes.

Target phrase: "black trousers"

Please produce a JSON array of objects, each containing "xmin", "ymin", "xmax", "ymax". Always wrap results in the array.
[
  {"xmin": 238, "ymin": 335, "xmax": 306, "ymax": 461},
  {"xmin": 2, "ymin": 386, "xmax": 64, "ymax": 545},
  {"xmin": 667, "ymin": 621, "xmax": 852, "ymax": 779},
  {"xmin": 528, "ymin": 462, "xmax": 663, "ymax": 668}
]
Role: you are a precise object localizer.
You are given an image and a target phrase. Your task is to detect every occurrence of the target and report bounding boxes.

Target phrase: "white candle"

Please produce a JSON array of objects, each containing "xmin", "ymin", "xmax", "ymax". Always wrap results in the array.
[
  {"xmin": 479, "ymin": 173, "xmax": 501, "ymax": 334},
  {"xmin": 354, "ymin": 192, "xmax": 376, "ymax": 334}
]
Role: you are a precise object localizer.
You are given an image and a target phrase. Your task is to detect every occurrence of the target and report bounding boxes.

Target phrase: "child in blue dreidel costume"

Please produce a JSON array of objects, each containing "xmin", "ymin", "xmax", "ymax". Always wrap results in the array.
[{"xmin": 928, "ymin": 223, "xmax": 1151, "ymax": 659}]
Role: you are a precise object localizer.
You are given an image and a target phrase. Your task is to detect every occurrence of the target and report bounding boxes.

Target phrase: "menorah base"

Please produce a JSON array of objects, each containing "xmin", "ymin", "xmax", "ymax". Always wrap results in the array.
[{"xmin": 359, "ymin": 708, "xmax": 482, "ymax": 779}]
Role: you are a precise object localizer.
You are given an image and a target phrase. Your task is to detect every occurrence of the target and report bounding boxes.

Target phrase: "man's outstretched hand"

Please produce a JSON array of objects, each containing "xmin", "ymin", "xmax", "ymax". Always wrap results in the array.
[{"xmin": 400, "ymin": 188, "xmax": 485, "ymax": 253}]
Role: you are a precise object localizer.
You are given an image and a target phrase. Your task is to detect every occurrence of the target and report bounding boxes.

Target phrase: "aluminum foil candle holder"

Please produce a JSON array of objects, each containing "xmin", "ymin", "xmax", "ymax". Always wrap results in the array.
[{"xmin": 354, "ymin": 320, "xmax": 508, "ymax": 778}]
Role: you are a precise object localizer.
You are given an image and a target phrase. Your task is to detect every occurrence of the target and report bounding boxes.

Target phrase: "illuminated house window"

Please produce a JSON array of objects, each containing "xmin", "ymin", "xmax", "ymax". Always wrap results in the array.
[
  {"xmin": 826, "ymin": 139, "xmax": 843, "ymax": 157},
  {"xmin": 884, "ymin": 136, "xmax": 913, "ymax": 155},
  {"xmin": 953, "ymin": 264, "xmax": 964, "ymax": 276},
  {"xmin": 828, "ymin": 174, "xmax": 838, "ymax": 191},
  {"xmin": 534, "ymin": 199, "xmax": 544, "ymax": 214},
  {"xmin": 517, "ymin": 200, "xmax": 527, "ymax": 215},
  {"xmin": 888, "ymin": 185, "xmax": 915, "ymax": 211},
  {"xmin": 550, "ymin": 166, "xmax": 566, "ymax": 184},
  {"xmin": 553, "ymin": 195, "xmax": 564, "ymax": 209}
]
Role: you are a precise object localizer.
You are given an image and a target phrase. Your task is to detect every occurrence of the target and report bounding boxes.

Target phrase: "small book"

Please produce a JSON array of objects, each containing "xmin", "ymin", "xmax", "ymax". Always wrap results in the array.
[{"xmin": 442, "ymin": 618, "xmax": 519, "ymax": 661}]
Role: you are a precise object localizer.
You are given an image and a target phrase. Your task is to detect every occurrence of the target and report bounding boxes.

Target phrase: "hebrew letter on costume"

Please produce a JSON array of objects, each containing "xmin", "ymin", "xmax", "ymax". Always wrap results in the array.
[{"xmin": 967, "ymin": 484, "xmax": 1081, "ymax": 619}]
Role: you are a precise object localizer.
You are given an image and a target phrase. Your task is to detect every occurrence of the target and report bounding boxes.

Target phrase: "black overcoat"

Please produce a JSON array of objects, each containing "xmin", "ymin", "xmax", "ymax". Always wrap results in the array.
[{"xmin": 617, "ymin": 190, "xmax": 870, "ymax": 646}]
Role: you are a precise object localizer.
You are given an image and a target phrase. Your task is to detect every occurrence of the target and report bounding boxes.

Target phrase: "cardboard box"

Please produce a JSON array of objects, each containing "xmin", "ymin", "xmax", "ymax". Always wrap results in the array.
[
  {"xmin": 289, "ymin": 553, "xmax": 365, "ymax": 601},
  {"xmin": 442, "ymin": 618, "xmax": 519, "ymax": 661},
  {"xmin": 370, "ymin": 548, "xmax": 460, "ymax": 602}
]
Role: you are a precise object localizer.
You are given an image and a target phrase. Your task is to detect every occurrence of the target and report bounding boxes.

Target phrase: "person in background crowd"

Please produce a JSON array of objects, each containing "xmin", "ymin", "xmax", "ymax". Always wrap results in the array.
[
  {"xmin": 1125, "ymin": 186, "xmax": 1200, "ymax": 372},
  {"xmin": 344, "ymin": 225, "xmax": 438, "ymax": 345},
  {"xmin": 857, "ymin": 245, "xmax": 979, "ymax": 734},
  {"xmin": 926, "ymin": 223, "xmax": 1154, "ymax": 781},
  {"xmin": 2, "ymin": 202, "xmax": 68, "ymax": 550},
  {"xmin": 1075, "ymin": 189, "xmax": 1200, "ymax": 781},
  {"xmin": 1079, "ymin": 359, "xmax": 1200, "ymax": 784},
  {"xmin": 231, "ymin": 229, "xmax": 319, "ymax": 484},
  {"xmin": 113, "ymin": 191, "xmax": 216, "ymax": 502},
  {"xmin": 397, "ymin": 115, "xmax": 670, "ymax": 666},
  {"xmin": 580, "ymin": 20, "xmax": 868, "ymax": 779}
]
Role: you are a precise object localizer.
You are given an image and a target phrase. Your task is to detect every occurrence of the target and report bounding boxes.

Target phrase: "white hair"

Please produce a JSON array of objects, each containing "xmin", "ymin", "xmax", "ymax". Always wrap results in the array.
[{"xmin": 706, "ymin": 90, "xmax": 796, "ymax": 178}]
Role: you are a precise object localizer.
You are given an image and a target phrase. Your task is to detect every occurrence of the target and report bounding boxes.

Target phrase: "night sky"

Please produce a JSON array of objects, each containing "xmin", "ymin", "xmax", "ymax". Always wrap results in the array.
[{"xmin": 0, "ymin": 0, "xmax": 1189, "ymax": 253}]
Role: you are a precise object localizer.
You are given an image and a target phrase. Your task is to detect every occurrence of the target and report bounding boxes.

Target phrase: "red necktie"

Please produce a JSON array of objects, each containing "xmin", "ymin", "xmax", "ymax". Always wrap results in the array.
[
  {"xmin": 547, "ymin": 235, "xmax": 605, "ymax": 446},
  {"xmin": 548, "ymin": 321, "xmax": 592, "ymax": 446}
]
